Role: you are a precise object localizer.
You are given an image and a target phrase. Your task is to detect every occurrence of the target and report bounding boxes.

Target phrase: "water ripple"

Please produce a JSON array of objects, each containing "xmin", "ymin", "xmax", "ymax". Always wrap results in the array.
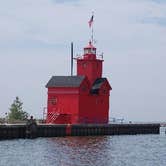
[{"xmin": 0, "ymin": 135, "xmax": 166, "ymax": 166}]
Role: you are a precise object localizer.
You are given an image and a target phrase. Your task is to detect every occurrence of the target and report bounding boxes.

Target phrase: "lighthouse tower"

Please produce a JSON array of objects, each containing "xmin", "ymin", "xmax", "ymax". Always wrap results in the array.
[
  {"xmin": 76, "ymin": 41, "xmax": 112, "ymax": 123},
  {"xmin": 46, "ymin": 41, "xmax": 112, "ymax": 124},
  {"xmin": 77, "ymin": 41, "xmax": 103, "ymax": 85}
]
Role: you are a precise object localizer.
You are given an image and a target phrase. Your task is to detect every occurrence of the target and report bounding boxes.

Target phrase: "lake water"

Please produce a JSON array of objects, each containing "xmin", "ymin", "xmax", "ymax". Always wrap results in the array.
[{"xmin": 0, "ymin": 134, "xmax": 166, "ymax": 166}]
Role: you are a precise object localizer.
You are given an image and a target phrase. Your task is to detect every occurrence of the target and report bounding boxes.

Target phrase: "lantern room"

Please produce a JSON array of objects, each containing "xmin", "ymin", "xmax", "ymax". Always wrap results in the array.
[{"xmin": 83, "ymin": 41, "xmax": 96, "ymax": 60}]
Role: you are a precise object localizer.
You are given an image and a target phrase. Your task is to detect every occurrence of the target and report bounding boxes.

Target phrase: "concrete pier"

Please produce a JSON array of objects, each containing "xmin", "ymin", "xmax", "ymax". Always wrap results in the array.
[{"xmin": 0, "ymin": 123, "xmax": 160, "ymax": 140}]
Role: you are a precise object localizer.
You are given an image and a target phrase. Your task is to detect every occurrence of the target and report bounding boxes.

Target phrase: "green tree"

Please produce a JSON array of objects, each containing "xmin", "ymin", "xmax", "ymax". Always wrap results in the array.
[{"xmin": 8, "ymin": 96, "xmax": 29, "ymax": 122}]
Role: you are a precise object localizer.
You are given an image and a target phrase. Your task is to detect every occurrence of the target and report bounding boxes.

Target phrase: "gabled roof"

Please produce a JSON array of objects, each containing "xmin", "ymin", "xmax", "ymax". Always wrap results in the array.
[
  {"xmin": 90, "ymin": 78, "xmax": 111, "ymax": 94},
  {"xmin": 46, "ymin": 76, "xmax": 85, "ymax": 88}
]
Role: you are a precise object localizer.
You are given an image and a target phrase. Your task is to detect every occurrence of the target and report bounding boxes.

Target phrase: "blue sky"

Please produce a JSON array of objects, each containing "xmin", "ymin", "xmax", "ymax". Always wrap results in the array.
[{"xmin": 0, "ymin": 0, "xmax": 166, "ymax": 122}]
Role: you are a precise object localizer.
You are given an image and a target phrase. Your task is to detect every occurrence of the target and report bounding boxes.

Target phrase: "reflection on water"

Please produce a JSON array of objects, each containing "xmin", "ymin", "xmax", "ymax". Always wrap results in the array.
[
  {"xmin": 47, "ymin": 136, "xmax": 110, "ymax": 166},
  {"xmin": 0, "ymin": 135, "xmax": 166, "ymax": 166}
]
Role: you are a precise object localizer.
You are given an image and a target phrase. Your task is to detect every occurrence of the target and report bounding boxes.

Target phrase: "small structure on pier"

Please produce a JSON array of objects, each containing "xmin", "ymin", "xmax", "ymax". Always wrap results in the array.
[{"xmin": 46, "ymin": 41, "xmax": 112, "ymax": 124}]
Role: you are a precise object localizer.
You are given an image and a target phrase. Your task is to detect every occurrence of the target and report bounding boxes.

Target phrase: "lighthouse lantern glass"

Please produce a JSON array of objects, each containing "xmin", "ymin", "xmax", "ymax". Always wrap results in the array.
[{"xmin": 84, "ymin": 48, "xmax": 96, "ymax": 54}]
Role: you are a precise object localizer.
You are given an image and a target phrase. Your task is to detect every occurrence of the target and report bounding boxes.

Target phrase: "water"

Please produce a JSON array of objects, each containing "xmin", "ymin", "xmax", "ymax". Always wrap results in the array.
[{"xmin": 0, "ymin": 135, "xmax": 166, "ymax": 166}]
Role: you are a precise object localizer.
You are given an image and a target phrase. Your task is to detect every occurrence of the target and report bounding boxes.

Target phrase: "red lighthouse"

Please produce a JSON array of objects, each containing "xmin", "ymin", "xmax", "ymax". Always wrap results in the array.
[{"xmin": 46, "ymin": 41, "xmax": 112, "ymax": 124}]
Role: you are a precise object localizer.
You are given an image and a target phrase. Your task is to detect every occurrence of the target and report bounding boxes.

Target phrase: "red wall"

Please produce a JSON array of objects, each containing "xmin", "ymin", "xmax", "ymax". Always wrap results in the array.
[
  {"xmin": 78, "ymin": 80, "xmax": 110, "ymax": 124},
  {"xmin": 77, "ymin": 59, "xmax": 103, "ymax": 85},
  {"xmin": 78, "ymin": 94, "xmax": 109, "ymax": 124},
  {"xmin": 47, "ymin": 87, "xmax": 79, "ymax": 124}
]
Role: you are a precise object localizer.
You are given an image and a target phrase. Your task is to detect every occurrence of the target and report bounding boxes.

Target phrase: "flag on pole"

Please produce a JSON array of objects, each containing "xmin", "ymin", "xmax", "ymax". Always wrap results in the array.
[{"xmin": 88, "ymin": 15, "xmax": 94, "ymax": 28}]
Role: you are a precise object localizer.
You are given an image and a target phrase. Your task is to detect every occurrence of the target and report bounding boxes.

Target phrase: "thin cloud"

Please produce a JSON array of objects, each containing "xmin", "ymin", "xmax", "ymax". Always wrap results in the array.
[
  {"xmin": 151, "ymin": 0, "xmax": 166, "ymax": 4},
  {"xmin": 52, "ymin": 0, "xmax": 80, "ymax": 4},
  {"xmin": 141, "ymin": 17, "xmax": 166, "ymax": 26}
]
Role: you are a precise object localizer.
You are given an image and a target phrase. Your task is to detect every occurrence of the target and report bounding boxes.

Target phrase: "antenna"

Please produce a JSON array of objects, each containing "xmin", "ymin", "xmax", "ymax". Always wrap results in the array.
[{"xmin": 71, "ymin": 42, "xmax": 73, "ymax": 76}]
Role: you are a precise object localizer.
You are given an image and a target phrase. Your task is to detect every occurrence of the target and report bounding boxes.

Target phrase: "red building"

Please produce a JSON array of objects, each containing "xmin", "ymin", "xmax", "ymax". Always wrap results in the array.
[{"xmin": 46, "ymin": 42, "xmax": 112, "ymax": 124}]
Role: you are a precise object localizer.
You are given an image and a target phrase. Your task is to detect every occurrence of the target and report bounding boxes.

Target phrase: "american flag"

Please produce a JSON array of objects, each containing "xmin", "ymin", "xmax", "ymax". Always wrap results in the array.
[{"xmin": 88, "ymin": 15, "xmax": 94, "ymax": 28}]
